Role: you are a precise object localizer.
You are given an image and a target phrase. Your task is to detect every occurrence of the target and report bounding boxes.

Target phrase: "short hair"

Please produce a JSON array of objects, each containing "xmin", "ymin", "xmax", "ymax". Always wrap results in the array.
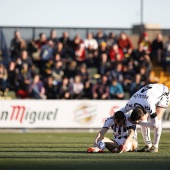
[
  {"xmin": 130, "ymin": 108, "xmax": 145, "ymax": 122},
  {"xmin": 114, "ymin": 111, "xmax": 125, "ymax": 123}
]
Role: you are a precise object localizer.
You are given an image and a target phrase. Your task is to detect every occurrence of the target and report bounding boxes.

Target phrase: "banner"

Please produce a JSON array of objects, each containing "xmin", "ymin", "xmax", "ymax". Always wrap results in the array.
[{"xmin": 0, "ymin": 100, "xmax": 170, "ymax": 128}]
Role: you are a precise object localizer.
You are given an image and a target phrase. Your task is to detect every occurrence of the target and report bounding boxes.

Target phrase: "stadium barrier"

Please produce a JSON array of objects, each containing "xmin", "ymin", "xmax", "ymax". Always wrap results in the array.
[{"xmin": 0, "ymin": 100, "xmax": 170, "ymax": 128}]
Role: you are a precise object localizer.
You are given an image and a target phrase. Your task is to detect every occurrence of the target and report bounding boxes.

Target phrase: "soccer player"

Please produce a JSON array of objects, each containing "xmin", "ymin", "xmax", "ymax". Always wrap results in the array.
[
  {"xmin": 87, "ymin": 111, "xmax": 138, "ymax": 153},
  {"xmin": 120, "ymin": 84, "xmax": 170, "ymax": 152}
]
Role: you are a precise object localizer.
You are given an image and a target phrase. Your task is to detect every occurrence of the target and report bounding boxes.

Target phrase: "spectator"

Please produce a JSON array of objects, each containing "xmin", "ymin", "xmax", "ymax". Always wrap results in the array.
[
  {"xmin": 106, "ymin": 32, "xmax": 118, "ymax": 49},
  {"xmin": 108, "ymin": 62, "xmax": 123, "ymax": 83},
  {"xmin": 84, "ymin": 32, "xmax": 98, "ymax": 50},
  {"xmin": 92, "ymin": 75, "xmax": 109, "ymax": 99},
  {"xmin": 71, "ymin": 34, "xmax": 84, "ymax": 51},
  {"xmin": 64, "ymin": 61, "xmax": 77, "ymax": 79},
  {"xmin": 164, "ymin": 35, "xmax": 170, "ymax": 71},
  {"xmin": 10, "ymin": 30, "xmax": 26, "ymax": 61},
  {"xmin": 83, "ymin": 80, "xmax": 93, "ymax": 99},
  {"xmin": 138, "ymin": 32, "xmax": 151, "ymax": 55},
  {"xmin": 94, "ymin": 29, "xmax": 107, "ymax": 46},
  {"xmin": 48, "ymin": 29, "xmax": 58, "ymax": 45},
  {"xmin": 35, "ymin": 33, "xmax": 48, "ymax": 50},
  {"xmin": 40, "ymin": 40, "xmax": 55, "ymax": 61},
  {"xmin": 98, "ymin": 53, "xmax": 110, "ymax": 76},
  {"xmin": 0, "ymin": 63, "xmax": 8, "ymax": 93},
  {"xmin": 75, "ymin": 43, "xmax": 86, "ymax": 66},
  {"xmin": 17, "ymin": 63, "xmax": 32, "ymax": 91},
  {"xmin": 59, "ymin": 31, "xmax": 71, "ymax": 50},
  {"xmin": 6, "ymin": 61, "xmax": 19, "ymax": 91},
  {"xmin": 16, "ymin": 50, "xmax": 33, "ymax": 71},
  {"xmin": 118, "ymin": 32, "xmax": 133, "ymax": 58},
  {"xmin": 57, "ymin": 77, "xmax": 71, "ymax": 99},
  {"xmin": 44, "ymin": 76, "xmax": 57, "ymax": 99},
  {"xmin": 51, "ymin": 61, "xmax": 64, "ymax": 85},
  {"xmin": 77, "ymin": 63, "xmax": 89, "ymax": 84},
  {"xmin": 109, "ymin": 43, "xmax": 124, "ymax": 63},
  {"xmin": 151, "ymin": 33, "xmax": 164, "ymax": 65},
  {"xmin": 130, "ymin": 74, "xmax": 143, "ymax": 96},
  {"xmin": 29, "ymin": 74, "xmax": 46, "ymax": 99},
  {"xmin": 16, "ymin": 63, "xmax": 32, "ymax": 99},
  {"xmin": 85, "ymin": 42, "xmax": 99, "ymax": 68},
  {"xmin": 70, "ymin": 75, "xmax": 84, "ymax": 99},
  {"xmin": 109, "ymin": 78, "xmax": 124, "ymax": 99}
]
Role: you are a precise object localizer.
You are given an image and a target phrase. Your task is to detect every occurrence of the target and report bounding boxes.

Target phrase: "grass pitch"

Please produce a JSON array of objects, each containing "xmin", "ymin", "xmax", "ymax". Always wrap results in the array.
[{"xmin": 0, "ymin": 131, "xmax": 170, "ymax": 170}]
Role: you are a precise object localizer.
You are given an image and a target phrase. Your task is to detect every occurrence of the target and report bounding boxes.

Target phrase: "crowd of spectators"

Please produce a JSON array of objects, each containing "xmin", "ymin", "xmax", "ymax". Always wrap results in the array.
[{"xmin": 0, "ymin": 29, "xmax": 169, "ymax": 100}]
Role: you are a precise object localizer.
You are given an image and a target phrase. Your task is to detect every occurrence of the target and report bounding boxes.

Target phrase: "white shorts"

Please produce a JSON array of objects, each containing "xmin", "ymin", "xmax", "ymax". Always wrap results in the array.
[{"xmin": 157, "ymin": 91, "xmax": 170, "ymax": 108}]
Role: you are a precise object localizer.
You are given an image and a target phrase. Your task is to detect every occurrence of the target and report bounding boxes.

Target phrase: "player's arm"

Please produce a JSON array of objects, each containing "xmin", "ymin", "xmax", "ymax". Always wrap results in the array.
[
  {"xmin": 123, "ymin": 127, "xmax": 135, "ymax": 151},
  {"xmin": 138, "ymin": 113, "xmax": 159, "ymax": 128},
  {"xmin": 93, "ymin": 128, "xmax": 108, "ymax": 147}
]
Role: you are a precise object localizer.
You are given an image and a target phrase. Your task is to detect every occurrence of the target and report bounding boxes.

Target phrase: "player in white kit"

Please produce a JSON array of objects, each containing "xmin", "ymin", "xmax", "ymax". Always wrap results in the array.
[
  {"xmin": 119, "ymin": 84, "xmax": 170, "ymax": 152},
  {"xmin": 87, "ymin": 111, "xmax": 138, "ymax": 153}
]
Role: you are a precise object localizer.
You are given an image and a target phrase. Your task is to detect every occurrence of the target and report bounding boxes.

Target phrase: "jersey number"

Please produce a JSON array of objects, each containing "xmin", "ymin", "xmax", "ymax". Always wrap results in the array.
[{"xmin": 140, "ymin": 85, "xmax": 152, "ymax": 93}]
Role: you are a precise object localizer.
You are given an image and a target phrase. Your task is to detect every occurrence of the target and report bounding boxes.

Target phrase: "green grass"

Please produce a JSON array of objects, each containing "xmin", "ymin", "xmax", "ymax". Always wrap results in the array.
[{"xmin": 0, "ymin": 131, "xmax": 170, "ymax": 170}]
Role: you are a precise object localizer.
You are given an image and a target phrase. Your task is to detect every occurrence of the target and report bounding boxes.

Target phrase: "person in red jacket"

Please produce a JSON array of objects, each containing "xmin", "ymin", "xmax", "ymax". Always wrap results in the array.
[{"xmin": 118, "ymin": 32, "xmax": 133, "ymax": 58}]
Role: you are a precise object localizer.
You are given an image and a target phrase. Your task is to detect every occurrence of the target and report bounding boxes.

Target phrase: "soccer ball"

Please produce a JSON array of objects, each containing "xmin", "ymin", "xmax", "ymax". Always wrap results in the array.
[{"xmin": 98, "ymin": 141, "xmax": 106, "ymax": 150}]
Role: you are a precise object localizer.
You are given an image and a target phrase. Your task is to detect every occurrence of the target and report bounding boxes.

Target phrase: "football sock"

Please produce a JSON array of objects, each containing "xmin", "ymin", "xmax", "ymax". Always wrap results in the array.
[
  {"xmin": 154, "ymin": 120, "xmax": 162, "ymax": 148},
  {"xmin": 140, "ymin": 122, "xmax": 152, "ymax": 148}
]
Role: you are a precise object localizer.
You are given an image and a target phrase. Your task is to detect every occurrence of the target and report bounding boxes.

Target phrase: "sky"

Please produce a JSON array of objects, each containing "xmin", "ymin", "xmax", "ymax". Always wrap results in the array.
[{"xmin": 0, "ymin": 0, "xmax": 170, "ymax": 28}]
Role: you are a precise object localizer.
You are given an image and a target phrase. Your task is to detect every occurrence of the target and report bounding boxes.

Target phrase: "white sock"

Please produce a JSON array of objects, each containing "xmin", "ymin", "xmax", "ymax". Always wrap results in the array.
[
  {"xmin": 140, "ymin": 126, "xmax": 152, "ymax": 148},
  {"xmin": 154, "ymin": 120, "xmax": 162, "ymax": 148}
]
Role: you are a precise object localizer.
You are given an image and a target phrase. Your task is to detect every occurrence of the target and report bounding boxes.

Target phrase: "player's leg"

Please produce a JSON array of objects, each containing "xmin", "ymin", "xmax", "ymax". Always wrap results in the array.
[
  {"xmin": 103, "ymin": 138, "xmax": 118, "ymax": 152},
  {"xmin": 139, "ymin": 116, "xmax": 152, "ymax": 152},
  {"xmin": 87, "ymin": 137, "xmax": 113, "ymax": 153},
  {"xmin": 148, "ymin": 107, "xmax": 165, "ymax": 152},
  {"xmin": 125, "ymin": 139, "xmax": 138, "ymax": 152}
]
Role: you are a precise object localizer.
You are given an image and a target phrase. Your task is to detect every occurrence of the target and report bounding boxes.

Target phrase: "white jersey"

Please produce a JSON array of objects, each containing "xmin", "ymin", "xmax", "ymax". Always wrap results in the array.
[
  {"xmin": 103, "ymin": 113, "xmax": 137, "ymax": 140},
  {"xmin": 120, "ymin": 84, "xmax": 170, "ymax": 116}
]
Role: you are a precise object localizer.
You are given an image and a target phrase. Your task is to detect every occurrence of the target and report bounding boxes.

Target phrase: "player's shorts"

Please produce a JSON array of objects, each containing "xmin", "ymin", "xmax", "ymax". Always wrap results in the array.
[{"xmin": 157, "ymin": 90, "xmax": 170, "ymax": 108}]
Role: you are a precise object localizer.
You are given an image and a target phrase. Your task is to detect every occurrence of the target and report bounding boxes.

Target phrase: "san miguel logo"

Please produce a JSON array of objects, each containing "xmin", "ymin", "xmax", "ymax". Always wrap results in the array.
[
  {"xmin": 73, "ymin": 104, "xmax": 97, "ymax": 124},
  {"xmin": 0, "ymin": 105, "xmax": 58, "ymax": 124}
]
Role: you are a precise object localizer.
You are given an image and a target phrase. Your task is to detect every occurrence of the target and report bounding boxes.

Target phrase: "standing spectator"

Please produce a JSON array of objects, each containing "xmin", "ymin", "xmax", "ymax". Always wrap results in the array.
[
  {"xmin": 109, "ymin": 78, "xmax": 124, "ymax": 99},
  {"xmin": 44, "ymin": 76, "xmax": 57, "ymax": 99},
  {"xmin": 92, "ymin": 75, "xmax": 109, "ymax": 99},
  {"xmin": 151, "ymin": 33, "xmax": 164, "ymax": 65},
  {"xmin": 106, "ymin": 32, "xmax": 118, "ymax": 50},
  {"xmin": 59, "ymin": 31, "xmax": 71, "ymax": 50},
  {"xmin": 164, "ymin": 35, "xmax": 170, "ymax": 71},
  {"xmin": 84, "ymin": 32, "xmax": 98, "ymax": 50},
  {"xmin": 10, "ymin": 30, "xmax": 26, "ymax": 61},
  {"xmin": 94, "ymin": 29, "xmax": 107, "ymax": 46},
  {"xmin": 118, "ymin": 32, "xmax": 133, "ymax": 58},
  {"xmin": 48, "ymin": 29, "xmax": 58, "ymax": 45},
  {"xmin": 29, "ymin": 74, "xmax": 46, "ymax": 99}
]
